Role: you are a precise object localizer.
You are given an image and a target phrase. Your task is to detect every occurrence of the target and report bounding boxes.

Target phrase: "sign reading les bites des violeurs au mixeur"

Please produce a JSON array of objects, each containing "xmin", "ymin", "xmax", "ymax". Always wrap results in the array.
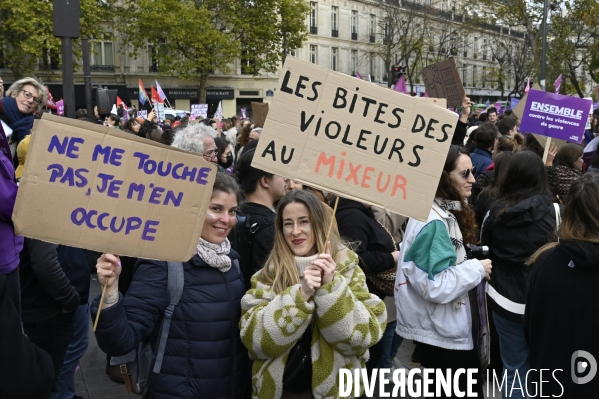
[
  {"xmin": 252, "ymin": 56, "xmax": 458, "ymax": 222},
  {"xmin": 13, "ymin": 114, "xmax": 216, "ymax": 262}
]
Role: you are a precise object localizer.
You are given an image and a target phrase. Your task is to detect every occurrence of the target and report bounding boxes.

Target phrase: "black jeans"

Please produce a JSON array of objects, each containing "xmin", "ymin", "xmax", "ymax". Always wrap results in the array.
[
  {"xmin": 23, "ymin": 311, "xmax": 76, "ymax": 397},
  {"xmin": 417, "ymin": 342, "xmax": 484, "ymax": 398}
]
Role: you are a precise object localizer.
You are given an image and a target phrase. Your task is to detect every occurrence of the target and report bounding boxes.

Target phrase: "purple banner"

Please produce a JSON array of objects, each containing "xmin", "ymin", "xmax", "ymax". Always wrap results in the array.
[
  {"xmin": 495, "ymin": 102, "xmax": 503, "ymax": 115},
  {"xmin": 519, "ymin": 91, "xmax": 592, "ymax": 143},
  {"xmin": 56, "ymin": 100, "xmax": 64, "ymax": 116}
]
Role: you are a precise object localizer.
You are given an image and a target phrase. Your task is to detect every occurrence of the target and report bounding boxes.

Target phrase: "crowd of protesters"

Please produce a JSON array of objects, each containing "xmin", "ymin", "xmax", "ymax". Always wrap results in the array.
[{"xmin": 2, "ymin": 75, "xmax": 599, "ymax": 399}]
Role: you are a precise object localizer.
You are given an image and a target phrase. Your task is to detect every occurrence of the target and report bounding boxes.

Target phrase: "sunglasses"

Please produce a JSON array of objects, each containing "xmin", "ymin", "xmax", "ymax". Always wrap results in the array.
[{"xmin": 452, "ymin": 167, "xmax": 476, "ymax": 180}]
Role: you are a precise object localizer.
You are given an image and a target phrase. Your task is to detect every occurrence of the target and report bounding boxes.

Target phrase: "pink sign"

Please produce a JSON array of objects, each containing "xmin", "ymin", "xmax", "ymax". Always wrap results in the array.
[{"xmin": 56, "ymin": 100, "xmax": 65, "ymax": 116}]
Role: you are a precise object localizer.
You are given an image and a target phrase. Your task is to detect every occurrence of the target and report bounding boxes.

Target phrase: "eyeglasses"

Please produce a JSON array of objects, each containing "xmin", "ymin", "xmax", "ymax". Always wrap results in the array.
[
  {"xmin": 20, "ymin": 90, "xmax": 41, "ymax": 105},
  {"xmin": 203, "ymin": 148, "xmax": 218, "ymax": 159},
  {"xmin": 451, "ymin": 167, "xmax": 476, "ymax": 180}
]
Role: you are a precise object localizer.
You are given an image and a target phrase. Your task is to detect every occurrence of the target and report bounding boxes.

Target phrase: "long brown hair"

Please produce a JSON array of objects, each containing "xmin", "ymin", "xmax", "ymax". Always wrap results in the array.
[
  {"xmin": 237, "ymin": 124, "xmax": 252, "ymax": 147},
  {"xmin": 529, "ymin": 173, "xmax": 599, "ymax": 264},
  {"xmin": 259, "ymin": 190, "xmax": 344, "ymax": 294},
  {"xmin": 436, "ymin": 145, "xmax": 478, "ymax": 244}
]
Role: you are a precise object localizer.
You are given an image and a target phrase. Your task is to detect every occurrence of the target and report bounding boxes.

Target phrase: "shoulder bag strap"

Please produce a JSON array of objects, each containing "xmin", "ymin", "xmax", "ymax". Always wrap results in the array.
[
  {"xmin": 554, "ymin": 203, "xmax": 561, "ymax": 233},
  {"xmin": 153, "ymin": 261, "xmax": 185, "ymax": 373}
]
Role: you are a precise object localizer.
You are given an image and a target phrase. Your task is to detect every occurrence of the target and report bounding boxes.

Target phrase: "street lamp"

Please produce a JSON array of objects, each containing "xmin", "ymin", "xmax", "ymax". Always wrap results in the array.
[{"xmin": 541, "ymin": 0, "xmax": 549, "ymax": 90}]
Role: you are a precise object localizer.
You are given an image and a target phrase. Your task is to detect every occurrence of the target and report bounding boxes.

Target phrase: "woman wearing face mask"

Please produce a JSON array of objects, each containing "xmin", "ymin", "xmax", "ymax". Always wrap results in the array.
[
  {"xmin": 395, "ymin": 145, "xmax": 492, "ymax": 398},
  {"xmin": 92, "ymin": 173, "xmax": 249, "ymax": 398},
  {"xmin": 215, "ymin": 137, "xmax": 234, "ymax": 173},
  {"xmin": 240, "ymin": 190, "xmax": 386, "ymax": 399}
]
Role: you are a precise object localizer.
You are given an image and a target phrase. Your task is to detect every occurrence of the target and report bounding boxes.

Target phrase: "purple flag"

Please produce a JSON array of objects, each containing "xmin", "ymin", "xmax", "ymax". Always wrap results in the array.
[
  {"xmin": 416, "ymin": 86, "xmax": 421, "ymax": 97},
  {"xmin": 356, "ymin": 72, "xmax": 363, "ymax": 80},
  {"xmin": 56, "ymin": 100, "xmax": 64, "ymax": 116},
  {"xmin": 424, "ymin": 91, "xmax": 429, "ymax": 98},
  {"xmin": 555, "ymin": 74, "xmax": 562, "ymax": 94},
  {"xmin": 519, "ymin": 91, "xmax": 592, "ymax": 142},
  {"xmin": 241, "ymin": 108, "xmax": 247, "ymax": 118},
  {"xmin": 393, "ymin": 75, "xmax": 408, "ymax": 94},
  {"xmin": 524, "ymin": 78, "xmax": 530, "ymax": 94}
]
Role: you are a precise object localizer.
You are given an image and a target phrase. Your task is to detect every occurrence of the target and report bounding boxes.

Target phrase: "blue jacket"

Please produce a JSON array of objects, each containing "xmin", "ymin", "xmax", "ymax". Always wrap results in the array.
[
  {"xmin": 470, "ymin": 148, "xmax": 493, "ymax": 178},
  {"xmin": 92, "ymin": 251, "xmax": 249, "ymax": 399}
]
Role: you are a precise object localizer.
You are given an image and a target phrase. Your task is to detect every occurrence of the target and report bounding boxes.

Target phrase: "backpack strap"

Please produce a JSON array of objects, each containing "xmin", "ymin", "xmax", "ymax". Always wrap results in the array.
[{"xmin": 152, "ymin": 261, "xmax": 184, "ymax": 373}]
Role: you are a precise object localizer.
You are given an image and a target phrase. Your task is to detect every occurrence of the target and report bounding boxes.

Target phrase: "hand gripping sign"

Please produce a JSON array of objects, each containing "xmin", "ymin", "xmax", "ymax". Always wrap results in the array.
[
  {"xmin": 251, "ymin": 56, "xmax": 458, "ymax": 222},
  {"xmin": 13, "ymin": 114, "xmax": 216, "ymax": 262}
]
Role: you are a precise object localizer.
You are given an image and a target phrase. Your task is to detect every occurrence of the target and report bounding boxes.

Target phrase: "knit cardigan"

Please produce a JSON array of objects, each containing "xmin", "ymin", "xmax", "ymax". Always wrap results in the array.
[{"xmin": 240, "ymin": 247, "xmax": 387, "ymax": 399}]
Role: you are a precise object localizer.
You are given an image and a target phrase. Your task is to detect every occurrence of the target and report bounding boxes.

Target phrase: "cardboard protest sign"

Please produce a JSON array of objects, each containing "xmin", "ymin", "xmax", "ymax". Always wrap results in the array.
[
  {"xmin": 137, "ymin": 110, "xmax": 148, "ymax": 119},
  {"xmin": 155, "ymin": 103, "xmax": 166, "ymax": 122},
  {"xmin": 191, "ymin": 104, "xmax": 208, "ymax": 118},
  {"xmin": 251, "ymin": 56, "xmax": 458, "ymax": 222},
  {"xmin": 252, "ymin": 102, "xmax": 269, "ymax": 127},
  {"xmin": 520, "ymin": 91, "xmax": 592, "ymax": 143},
  {"xmin": 421, "ymin": 58, "xmax": 466, "ymax": 108},
  {"xmin": 13, "ymin": 114, "xmax": 216, "ymax": 262},
  {"xmin": 512, "ymin": 84, "xmax": 542, "ymax": 120}
]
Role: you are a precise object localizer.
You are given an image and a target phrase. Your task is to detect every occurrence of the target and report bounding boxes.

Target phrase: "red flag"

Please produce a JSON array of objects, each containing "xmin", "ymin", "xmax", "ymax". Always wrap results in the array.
[
  {"xmin": 116, "ymin": 96, "xmax": 128, "ymax": 111},
  {"xmin": 151, "ymin": 86, "xmax": 164, "ymax": 104},
  {"xmin": 45, "ymin": 86, "xmax": 56, "ymax": 109}
]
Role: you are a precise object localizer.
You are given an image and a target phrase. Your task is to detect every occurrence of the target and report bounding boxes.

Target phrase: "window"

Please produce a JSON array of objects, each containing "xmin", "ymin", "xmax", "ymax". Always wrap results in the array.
[
  {"xmin": 351, "ymin": 50, "xmax": 357, "ymax": 74},
  {"xmin": 331, "ymin": 47, "xmax": 338, "ymax": 71},
  {"xmin": 148, "ymin": 45, "xmax": 159, "ymax": 72},
  {"xmin": 310, "ymin": 45, "xmax": 318, "ymax": 64},
  {"xmin": 369, "ymin": 53, "xmax": 375, "ymax": 80},
  {"xmin": 473, "ymin": 65, "xmax": 477, "ymax": 86},
  {"xmin": 369, "ymin": 14, "xmax": 375, "ymax": 37},
  {"xmin": 310, "ymin": 2, "xmax": 318, "ymax": 34},
  {"xmin": 483, "ymin": 38, "xmax": 488, "ymax": 60},
  {"xmin": 482, "ymin": 66, "xmax": 486, "ymax": 87},
  {"xmin": 241, "ymin": 49, "xmax": 257, "ymax": 75},
  {"xmin": 473, "ymin": 37, "xmax": 478, "ymax": 57},
  {"xmin": 331, "ymin": 6, "xmax": 338, "ymax": 33},
  {"xmin": 92, "ymin": 40, "xmax": 113, "ymax": 66},
  {"xmin": 351, "ymin": 10, "xmax": 358, "ymax": 38},
  {"xmin": 462, "ymin": 66, "xmax": 468, "ymax": 87}
]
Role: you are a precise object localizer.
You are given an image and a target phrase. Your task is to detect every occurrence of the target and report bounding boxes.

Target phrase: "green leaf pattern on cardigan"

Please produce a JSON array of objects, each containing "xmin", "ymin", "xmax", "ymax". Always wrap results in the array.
[{"xmin": 240, "ymin": 248, "xmax": 387, "ymax": 399}]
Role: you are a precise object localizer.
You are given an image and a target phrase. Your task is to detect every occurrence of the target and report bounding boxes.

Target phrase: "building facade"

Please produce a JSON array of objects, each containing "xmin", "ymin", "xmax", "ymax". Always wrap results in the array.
[{"xmin": 0, "ymin": 0, "xmax": 531, "ymax": 117}]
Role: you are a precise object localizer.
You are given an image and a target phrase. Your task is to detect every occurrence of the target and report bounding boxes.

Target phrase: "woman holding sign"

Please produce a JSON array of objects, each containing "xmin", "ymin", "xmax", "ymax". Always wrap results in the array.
[
  {"xmin": 92, "ymin": 172, "xmax": 249, "ymax": 398},
  {"xmin": 395, "ymin": 145, "xmax": 492, "ymax": 398},
  {"xmin": 240, "ymin": 190, "xmax": 386, "ymax": 399}
]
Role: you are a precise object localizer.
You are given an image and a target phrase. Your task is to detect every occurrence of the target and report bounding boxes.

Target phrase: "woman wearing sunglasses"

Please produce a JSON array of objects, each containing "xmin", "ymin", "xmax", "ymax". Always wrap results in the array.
[
  {"xmin": 480, "ymin": 151, "xmax": 560, "ymax": 399},
  {"xmin": 395, "ymin": 145, "xmax": 492, "ymax": 397}
]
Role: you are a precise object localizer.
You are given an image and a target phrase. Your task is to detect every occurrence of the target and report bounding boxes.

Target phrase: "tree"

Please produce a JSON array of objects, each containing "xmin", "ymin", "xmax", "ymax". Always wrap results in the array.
[
  {"xmin": 486, "ymin": 36, "xmax": 535, "ymax": 98},
  {"xmin": 116, "ymin": 0, "xmax": 309, "ymax": 103},
  {"xmin": 0, "ymin": 0, "xmax": 119, "ymax": 79}
]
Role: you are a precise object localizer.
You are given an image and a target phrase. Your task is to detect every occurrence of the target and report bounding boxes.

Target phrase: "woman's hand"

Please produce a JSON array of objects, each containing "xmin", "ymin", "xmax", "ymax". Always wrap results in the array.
[
  {"xmin": 97, "ymin": 253, "xmax": 121, "ymax": 290},
  {"xmin": 300, "ymin": 265, "xmax": 322, "ymax": 301},
  {"xmin": 545, "ymin": 143, "xmax": 558, "ymax": 167},
  {"xmin": 311, "ymin": 242, "xmax": 337, "ymax": 286},
  {"xmin": 460, "ymin": 96, "xmax": 472, "ymax": 124},
  {"xmin": 480, "ymin": 259, "xmax": 492, "ymax": 281},
  {"xmin": 392, "ymin": 250, "xmax": 400, "ymax": 263}
]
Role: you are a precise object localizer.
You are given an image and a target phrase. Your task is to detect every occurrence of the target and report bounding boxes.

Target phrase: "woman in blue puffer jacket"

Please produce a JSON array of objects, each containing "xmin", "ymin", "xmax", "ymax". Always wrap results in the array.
[{"xmin": 92, "ymin": 172, "xmax": 249, "ymax": 399}]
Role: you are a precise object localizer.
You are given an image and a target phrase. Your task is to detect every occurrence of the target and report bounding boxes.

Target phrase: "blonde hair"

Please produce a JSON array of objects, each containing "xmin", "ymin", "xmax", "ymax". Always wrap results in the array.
[
  {"xmin": 6, "ymin": 77, "xmax": 47, "ymax": 111},
  {"xmin": 260, "ymin": 191, "xmax": 345, "ymax": 295},
  {"xmin": 528, "ymin": 174, "xmax": 599, "ymax": 265},
  {"xmin": 496, "ymin": 133, "xmax": 524, "ymax": 153}
]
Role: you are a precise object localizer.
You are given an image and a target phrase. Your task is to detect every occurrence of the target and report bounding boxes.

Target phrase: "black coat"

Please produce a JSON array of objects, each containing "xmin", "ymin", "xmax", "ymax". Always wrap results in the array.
[
  {"xmin": 239, "ymin": 202, "xmax": 275, "ymax": 279},
  {"xmin": 92, "ymin": 252, "xmax": 249, "ymax": 399},
  {"xmin": 19, "ymin": 238, "xmax": 81, "ymax": 323},
  {"xmin": 0, "ymin": 273, "xmax": 55, "ymax": 399},
  {"xmin": 525, "ymin": 240, "xmax": 599, "ymax": 397},
  {"xmin": 482, "ymin": 195, "xmax": 560, "ymax": 322},
  {"xmin": 334, "ymin": 198, "xmax": 395, "ymax": 298}
]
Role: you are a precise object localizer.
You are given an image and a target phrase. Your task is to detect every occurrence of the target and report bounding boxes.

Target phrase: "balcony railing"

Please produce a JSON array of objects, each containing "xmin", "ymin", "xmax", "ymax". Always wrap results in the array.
[
  {"xmin": 91, "ymin": 65, "xmax": 115, "ymax": 72},
  {"xmin": 351, "ymin": 32, "xmax": 357, "ymax": 40},
  {"xmin": 331, "ymin": 29, "xmax": 338, "ymax": 38}
]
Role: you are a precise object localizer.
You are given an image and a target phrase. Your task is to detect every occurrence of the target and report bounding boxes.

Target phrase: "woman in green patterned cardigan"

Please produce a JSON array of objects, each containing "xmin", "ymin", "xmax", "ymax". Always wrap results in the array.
[{"xmin": 240, "ymin": 190, "xmax": 387, "ymax": 399}]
